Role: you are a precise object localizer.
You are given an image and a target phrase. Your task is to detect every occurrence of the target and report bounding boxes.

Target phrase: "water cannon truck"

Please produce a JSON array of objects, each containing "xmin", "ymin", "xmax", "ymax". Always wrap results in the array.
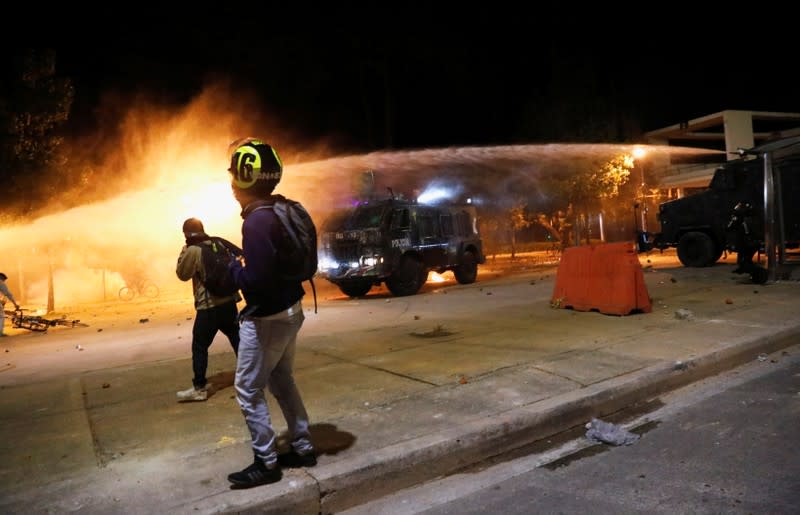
[{"xmin": 318, "ymin": 195, "xmax": 485, "ymax": 298}]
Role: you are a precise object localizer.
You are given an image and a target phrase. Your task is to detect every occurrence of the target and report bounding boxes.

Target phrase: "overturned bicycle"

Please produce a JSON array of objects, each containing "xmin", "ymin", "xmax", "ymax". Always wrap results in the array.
[{"xmin": 4, "ymin": 308, "xmax": 86, "ymax": 332}]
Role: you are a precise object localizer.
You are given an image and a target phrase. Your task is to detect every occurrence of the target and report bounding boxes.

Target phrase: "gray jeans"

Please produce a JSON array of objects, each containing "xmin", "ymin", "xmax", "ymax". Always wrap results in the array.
[{"xmin": 235, "ymin": 303, "xmax": 313, "ymax": 466}]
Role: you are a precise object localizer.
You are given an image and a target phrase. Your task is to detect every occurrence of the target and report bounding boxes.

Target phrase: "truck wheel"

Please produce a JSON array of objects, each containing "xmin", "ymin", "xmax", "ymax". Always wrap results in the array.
[
  {"xmin": 454, "ymin": 250, "xmax": 478, "ymax": 284},
  {"xmin": 338, "ymin": 281, "xmax": 372, "ymax": 298},
  {"xmin": 677, "ymin": 231, "xmax": 715, "ymax": 267},
  {"xmin": 387, "ymin": 255, "xmax": 425, "ymax": 296}
]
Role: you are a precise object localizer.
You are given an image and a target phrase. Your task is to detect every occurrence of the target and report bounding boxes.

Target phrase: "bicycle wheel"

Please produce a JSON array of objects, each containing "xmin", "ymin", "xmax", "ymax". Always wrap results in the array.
[
  {"xmin": 119, "ymin": 286, "xmax": 135, "ymax": 301},
  {"xmin": 29, "ymin": 318, "xmax": 50, "ymax": 332},
  {"xmin": 18, "ymin": 316, "xmax": 49, "ymax": 331},
  {"xmin": 142, "ymin": 282, "xmax": 159, "ymax": 299}
]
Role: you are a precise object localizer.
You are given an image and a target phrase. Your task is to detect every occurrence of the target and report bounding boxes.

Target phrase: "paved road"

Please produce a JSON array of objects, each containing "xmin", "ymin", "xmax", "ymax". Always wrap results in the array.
[
  {"xmin": 0, "ymin": 249, "xmax": 798, "ymax": 514},
  {"xmin": 345, "ymin": 345, "xmax": 800, "ymax": 514}
]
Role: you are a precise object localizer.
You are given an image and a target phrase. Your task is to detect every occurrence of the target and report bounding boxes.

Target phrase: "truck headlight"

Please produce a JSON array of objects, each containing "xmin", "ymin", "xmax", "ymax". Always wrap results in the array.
[
  {"xmin": 361, "ymin": 256, "xmax": 384, "ymax": 267},
  {"xmin": 319, "ymin": 256, "xmax": 339, "ymax": 270}
]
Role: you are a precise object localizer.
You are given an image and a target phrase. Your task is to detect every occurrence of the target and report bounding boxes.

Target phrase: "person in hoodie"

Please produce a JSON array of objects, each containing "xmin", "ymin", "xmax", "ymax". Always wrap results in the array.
[
  {"xmin": 225, "ymin": 138, "xmax": 317, "ymax": 489},
  {"xmin": 175, "ymin": 217, "xmax": 242, "ymax": 401}
]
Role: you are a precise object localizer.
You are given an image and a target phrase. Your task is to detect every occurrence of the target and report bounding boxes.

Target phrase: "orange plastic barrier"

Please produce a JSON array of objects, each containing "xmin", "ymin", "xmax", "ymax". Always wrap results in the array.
[{"xmin": 551, "ymin": 241, "xmax": 652, "ymax": 316}]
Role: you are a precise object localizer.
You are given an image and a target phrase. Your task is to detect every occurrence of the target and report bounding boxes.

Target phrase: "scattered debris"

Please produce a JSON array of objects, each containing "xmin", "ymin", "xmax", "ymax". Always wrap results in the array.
[
  {"xmin": 102, "ymin": 383, "xmax": 110, "ymax": 389},
  {"xmin": 139, "ymin": 318, "xmax": 149, "ymax": 324},
  {"xmin": 670, "ymin": 277, "xmax": 677, "ymax": 283},
  {"xmin": 459, "ymin": 375, "xmax": 469, "ymax": 384},
  {"xmin": 216, "ymin": 436, "xmax": 237, "ymax": 447},
  {"xmin": 414, "ymin": 315, "xmax": 420, "ymax": 320},
  {"xmin": 585, "ymin": 418, "xmax": 640, "ymax": 446},
  {"xmin": 411, "ymin": 325, "xmax": 454, "ymax": 338},
  {"xmin": 75, "ymin": 345, "xmax": 84, "ymax": 351},
  {"xmin": 757, "ymin": 353, "xmax": 768, "ymax": 362},
  {"xmin": 674, "ymin": 360, "xmax": 688, "ymax": 371},
  {"xmin": 551, "ymin": 297, "xmax": 564, "ymax": 308},
  {"xmin": 674, "ymin": 308, "xmax": 694, "ymax": 320},
  {"xmin": 725, "ymin": 298, "xmax": 734, "ymax": 304}
]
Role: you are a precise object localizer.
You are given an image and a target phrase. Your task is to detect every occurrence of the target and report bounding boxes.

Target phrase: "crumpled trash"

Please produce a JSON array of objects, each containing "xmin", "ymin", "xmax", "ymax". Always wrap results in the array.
[{"xmin": 585, "ymin": 418, "xmax": 640, "ymax": 446}]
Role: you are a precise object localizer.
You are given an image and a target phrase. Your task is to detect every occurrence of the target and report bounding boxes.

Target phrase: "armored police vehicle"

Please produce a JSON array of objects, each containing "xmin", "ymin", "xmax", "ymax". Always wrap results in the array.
[
  {"xmin": 652, "ymin": 143, "xmax": 800, "ymax": 267},
  {"xmin": 318, "ymin": 197, "xmax": 485, "ymax": 297}
]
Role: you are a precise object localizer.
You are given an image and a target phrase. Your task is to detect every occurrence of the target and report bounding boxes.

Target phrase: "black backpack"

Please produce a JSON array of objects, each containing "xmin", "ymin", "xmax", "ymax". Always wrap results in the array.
[
  {"xmin": 244, "ymin": 195, "xmax": 319, "ymax": 312},
  {"xmin": 197, "ymin": 238, "xmax": 239, "ymax": 297}
]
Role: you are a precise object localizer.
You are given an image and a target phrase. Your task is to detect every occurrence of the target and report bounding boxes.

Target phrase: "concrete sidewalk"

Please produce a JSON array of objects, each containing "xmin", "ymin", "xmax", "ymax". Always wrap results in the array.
[{"xmin": 0, "ymin": 254, "xmax": 798, "ymax": 514}]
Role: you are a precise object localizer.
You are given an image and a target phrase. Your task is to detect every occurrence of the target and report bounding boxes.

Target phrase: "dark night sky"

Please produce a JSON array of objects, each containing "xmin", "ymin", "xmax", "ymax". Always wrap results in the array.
[{"xmin": 15, "ymin": 10, "xmax": 800, "ymax": 152}]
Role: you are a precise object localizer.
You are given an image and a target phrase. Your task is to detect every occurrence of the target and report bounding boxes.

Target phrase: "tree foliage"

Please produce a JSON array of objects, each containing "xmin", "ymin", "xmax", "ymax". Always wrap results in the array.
[
  {"xmin": 569, "ymin": 154, "xmax": 632, "ymax": 211},
  {"xmin": 529, "ymin": 153, "xmax": 633, "ymax": 245},
  {"xmin": 509, "ymin": 199, "xmax": 533, "ymax": 259}
]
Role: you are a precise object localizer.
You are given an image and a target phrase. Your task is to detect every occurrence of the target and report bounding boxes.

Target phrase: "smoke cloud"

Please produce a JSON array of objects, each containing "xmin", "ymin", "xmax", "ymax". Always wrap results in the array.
[{"xmin": 0, "ymin": 80, "xmax": 721, "ymax": 309}]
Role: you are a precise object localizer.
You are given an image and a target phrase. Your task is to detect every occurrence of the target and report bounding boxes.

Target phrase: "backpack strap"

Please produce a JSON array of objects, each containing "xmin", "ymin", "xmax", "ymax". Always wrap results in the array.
[
  {"xmin": 187, "ymin": 240, "xmax": 212, "ymax": 305},
  {"xmin": 309, "ymin": 277, "xmax": 317, "ymax": 314},
  {"xmin": 240, "ymin": 196, "xmax": 279, "ymax": 219}
]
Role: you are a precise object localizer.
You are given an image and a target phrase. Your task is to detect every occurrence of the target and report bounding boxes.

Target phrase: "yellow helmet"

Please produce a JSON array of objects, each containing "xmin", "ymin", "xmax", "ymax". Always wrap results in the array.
[{"xmin": 227, "ymin": 137, "xmax": 283, "ymax": 195}]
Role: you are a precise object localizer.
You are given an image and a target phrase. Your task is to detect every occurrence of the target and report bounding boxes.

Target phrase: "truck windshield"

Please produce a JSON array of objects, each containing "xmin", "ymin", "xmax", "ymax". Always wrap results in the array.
[
  {"xmin": 352, "ymin": 206, "xmax": 388, "ymax": 228},
  {"xmin": 323, "ymin": 205, "xmax": 388, "ymax": 231}
]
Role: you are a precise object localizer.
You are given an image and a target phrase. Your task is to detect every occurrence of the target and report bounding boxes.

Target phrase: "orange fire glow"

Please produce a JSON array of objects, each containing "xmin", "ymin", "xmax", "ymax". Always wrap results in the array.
[
  {"xmin": 0, "ymin": 81, "xmax": 718, "ymax": 311},
  {"xmin": 427, "ymin": 272, "xmax": 446, "ymax": 283}
]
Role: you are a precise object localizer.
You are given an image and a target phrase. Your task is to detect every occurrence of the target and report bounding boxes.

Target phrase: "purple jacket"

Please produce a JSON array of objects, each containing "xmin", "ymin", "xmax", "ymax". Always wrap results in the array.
[{"xmin": 229, "ymin": 204, "xmax": 304, "ymax": 317}]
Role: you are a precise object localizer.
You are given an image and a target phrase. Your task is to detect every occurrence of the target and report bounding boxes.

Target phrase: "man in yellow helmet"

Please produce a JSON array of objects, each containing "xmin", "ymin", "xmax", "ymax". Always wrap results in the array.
[{"xmin": 225, "ymin": 138, "xmax": 316, "ymax": 489}]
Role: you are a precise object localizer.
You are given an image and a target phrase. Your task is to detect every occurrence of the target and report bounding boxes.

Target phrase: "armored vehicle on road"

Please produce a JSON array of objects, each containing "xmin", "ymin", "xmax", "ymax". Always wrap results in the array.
[
  {"xmin": 652, "ymin": 145, "xmax": 800, "ymax": 267},
  {"xmin": 318, "ymin": 198, "xmax": 485, "ymax": 297}
]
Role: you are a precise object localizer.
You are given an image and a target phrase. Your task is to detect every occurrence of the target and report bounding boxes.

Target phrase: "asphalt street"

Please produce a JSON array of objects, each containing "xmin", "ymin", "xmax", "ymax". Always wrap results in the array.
[{"xmin": 344, "ymin": 345, "xmax": 800, "ymax": 514}]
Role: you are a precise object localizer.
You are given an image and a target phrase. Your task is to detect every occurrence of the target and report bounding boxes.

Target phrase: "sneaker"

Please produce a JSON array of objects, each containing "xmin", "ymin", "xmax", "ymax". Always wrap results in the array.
[
  {"xmin": 277, "ymin": 450, "xmax": 317, "ymax": 468},
  {"xmin": 227, "ymin": 459, "xmax": 282, "ymax": 489},
  {"xmin": 176, "ymin": 386, "xmax": 207, "ymax": 402}
]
